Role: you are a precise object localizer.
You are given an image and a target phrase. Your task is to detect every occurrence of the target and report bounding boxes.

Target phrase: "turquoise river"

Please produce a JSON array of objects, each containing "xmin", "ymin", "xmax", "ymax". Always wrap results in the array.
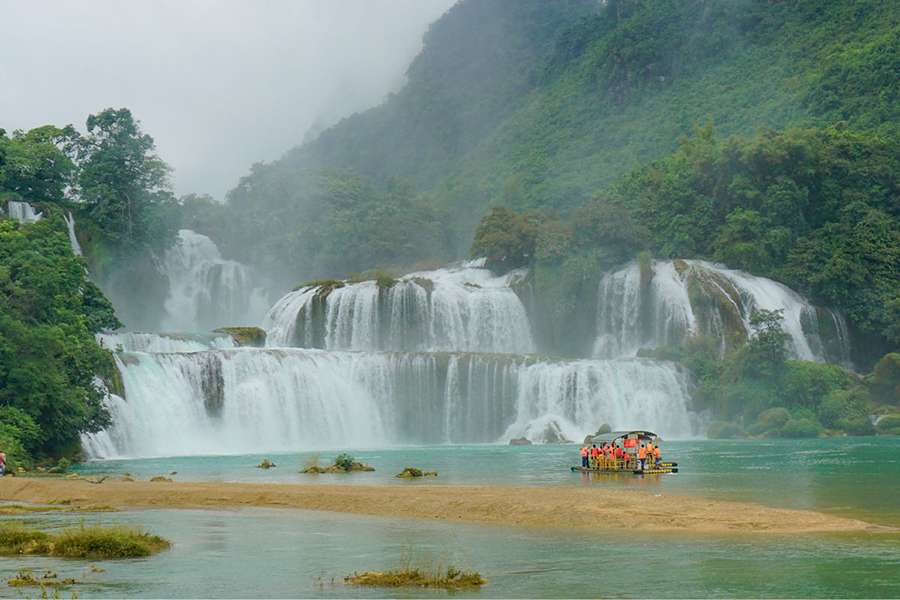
[{"xmin": 1, "ymin": 437, "xmax": 899, "ymax": 598}]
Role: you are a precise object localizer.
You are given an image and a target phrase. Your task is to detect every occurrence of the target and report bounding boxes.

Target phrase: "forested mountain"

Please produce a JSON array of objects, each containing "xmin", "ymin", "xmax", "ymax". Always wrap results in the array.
[{"xmin": 205, "ymin": 0, "xmax": 897, "ymax": 266}]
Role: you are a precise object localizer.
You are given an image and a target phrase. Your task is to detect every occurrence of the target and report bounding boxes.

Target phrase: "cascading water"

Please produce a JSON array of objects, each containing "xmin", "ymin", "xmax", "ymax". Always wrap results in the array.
[
  {"xmin": 162, "ymin": 229, "xmax": 270, "ymax": 331},
  {"xmin": 82, "ymin": 348, "xmax": 696, "ymax": 458},
  {"xmin": 593, "ymin": 259, "xmax": 852, "ymax": 365},
  {"xmin": 86, "ymin": 249, "xmax": 856, "ymax": 458},
  {"xmin": 64, "ymin": 212, "xmax": 82, "ymax": 256},
  {"xmin": 263, "ymin": 260, "xmax": 534, "ymax": 353},
  {"xmin": 96, "ymin": 332, "xmax": 235, "ymax": 353},
  {"xmin": 5, "ymin": 200, "xmax": 43, "ymax": 223}
]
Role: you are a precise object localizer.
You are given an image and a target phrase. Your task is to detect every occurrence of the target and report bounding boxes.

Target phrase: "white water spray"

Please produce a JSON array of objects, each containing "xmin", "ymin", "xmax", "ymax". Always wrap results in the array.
[
  {"xmin": 594, "ymin": 259, "xmax": 851, "ymax": 365},
  {"xmin": 263, "ymin": 260, "xmax": 534, "ymax": 353},
  {"xmin": 162, "ymin": 229, "xmax": 269, "ymax": 331},
  {"xmin": 82, "ymin": 348, "xmax": 696, "ymax": 458}
]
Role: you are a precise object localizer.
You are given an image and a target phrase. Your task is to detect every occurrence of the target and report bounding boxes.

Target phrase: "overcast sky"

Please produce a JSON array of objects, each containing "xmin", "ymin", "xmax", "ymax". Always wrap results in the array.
[{"xmin": 0, "ymin": 0, "xmax": 455, "ymax": 198}]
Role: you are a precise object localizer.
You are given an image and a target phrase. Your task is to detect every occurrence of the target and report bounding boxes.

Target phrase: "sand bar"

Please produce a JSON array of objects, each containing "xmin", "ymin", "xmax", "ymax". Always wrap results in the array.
[{"xmin": 0, "ymin": 478, "xmax": 885, "ymax": 534}]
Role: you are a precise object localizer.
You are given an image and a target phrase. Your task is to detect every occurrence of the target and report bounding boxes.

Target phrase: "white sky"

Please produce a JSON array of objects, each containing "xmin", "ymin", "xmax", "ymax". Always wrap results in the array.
[{"xmin": 0, "ymin": 0, "xmax": 455, "ymax": 198}]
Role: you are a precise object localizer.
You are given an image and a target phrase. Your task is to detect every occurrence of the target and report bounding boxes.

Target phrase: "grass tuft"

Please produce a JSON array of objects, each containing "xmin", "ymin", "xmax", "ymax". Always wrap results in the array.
[
  {"xmin": 345, "ymin": 566, "xmax": 486, "ymax": 590},
  {"xmin": 0, "ymin": 524, "xmax": 170, "ymax": 559}
]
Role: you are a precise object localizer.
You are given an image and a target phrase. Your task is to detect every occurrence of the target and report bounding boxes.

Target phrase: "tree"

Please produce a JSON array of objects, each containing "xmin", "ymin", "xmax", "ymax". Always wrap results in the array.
[
  {"xmin": 0, "ymin": 125, "xmax": 79, "ymax": 203},
  {"xmin": 741, "ymin": 309, "xmax": 790, "ymax": 378},
  {"xmin": 470, "ymin": 207, "xmax": 538, "ymax": 272},
  {"xmin": 77, "ymin": 108, "xmax": 176, "ymax": 254},
  {"xmin": 0, "ymin": 215, "xmax": 120, "ymax": 458}
]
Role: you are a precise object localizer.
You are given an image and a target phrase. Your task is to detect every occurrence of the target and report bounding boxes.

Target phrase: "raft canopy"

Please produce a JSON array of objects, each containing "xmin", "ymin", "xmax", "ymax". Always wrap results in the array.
[{"xmin": 588, "ymin": 430, "xmax": 659, "ymax": 445}]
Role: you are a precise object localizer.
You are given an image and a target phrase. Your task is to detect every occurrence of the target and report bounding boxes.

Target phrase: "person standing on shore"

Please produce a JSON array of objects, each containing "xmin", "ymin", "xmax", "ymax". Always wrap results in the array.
[{"xmin": 0, "ymin": 449, "xmax": 6, "ymax": 476}]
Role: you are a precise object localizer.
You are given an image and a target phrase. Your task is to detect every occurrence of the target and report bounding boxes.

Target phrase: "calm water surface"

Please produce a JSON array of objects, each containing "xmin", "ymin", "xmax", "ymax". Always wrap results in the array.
[{"xmin": 0, "ymin": 438, "xmax": 895, "ymax": 597}]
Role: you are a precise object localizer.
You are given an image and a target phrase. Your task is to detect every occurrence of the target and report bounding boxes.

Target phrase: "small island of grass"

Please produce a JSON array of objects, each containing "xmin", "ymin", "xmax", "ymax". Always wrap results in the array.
[
  {"xmin": 0, "ymin": 524, "xmax": 170, "ymax": 559},
  {"xmin": 345, "ymin": 566, "xmax": 486, "ymax": 590}
]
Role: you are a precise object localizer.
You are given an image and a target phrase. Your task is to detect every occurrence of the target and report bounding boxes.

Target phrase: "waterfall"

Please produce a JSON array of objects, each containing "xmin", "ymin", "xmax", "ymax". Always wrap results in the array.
[
  {"xmin": 96, "ymin": 332, "xmax": 235, "ymax": 353},
  {"xmin": 82, "ymin": 348, "xmax": 697, "ymax": 458},
  {"xmin": 5, "ymin": 200, "xmax": 43, "ymax": 223},
  {"xmin": 161, "ymin": 229, "xmax": 269, "ymax": 331},
  {"xmin": 64, "ymin": 212, "xmax": 82, "ymax": 256},
  {"xmin": 593, "ymin": 259, "xmax": 852, "ymax": 365},
  {"xmin": 263, "ymin": 261, "xmax": 534, "ymax": 353}
]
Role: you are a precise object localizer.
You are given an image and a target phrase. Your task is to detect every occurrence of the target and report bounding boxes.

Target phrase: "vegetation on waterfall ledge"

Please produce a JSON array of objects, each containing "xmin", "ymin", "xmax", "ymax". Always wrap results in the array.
[
  {"xmin": 214, "ymin": 326, "xmax": 267, "ymax": 347},
  {"xmin": 639, "ymin": 309, "xmax": 896, "ymax": 439}
]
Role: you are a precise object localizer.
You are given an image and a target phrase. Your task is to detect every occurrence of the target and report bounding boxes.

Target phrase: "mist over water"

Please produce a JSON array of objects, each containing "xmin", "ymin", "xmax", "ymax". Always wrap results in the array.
[{"xmin": 161, "ymin": 229, "xmax": 270, "ymax": 331}]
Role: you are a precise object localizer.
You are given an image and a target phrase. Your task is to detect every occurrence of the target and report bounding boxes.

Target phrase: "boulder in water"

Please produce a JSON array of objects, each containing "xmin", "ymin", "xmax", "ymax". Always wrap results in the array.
[
  {"xmin": 509, "ymin": 437, "xmax": 532, "ymax": 446},
  {"xmin": 256, "ymin": 458, "xmax": 276, "ymax": 469},
  {"xmin": 541, "ymin": 422, "xmax": 573, "ymax": 444},
  {"xmin": 302, "ymin": 453, "xmax": 374, "ymax": 474}
]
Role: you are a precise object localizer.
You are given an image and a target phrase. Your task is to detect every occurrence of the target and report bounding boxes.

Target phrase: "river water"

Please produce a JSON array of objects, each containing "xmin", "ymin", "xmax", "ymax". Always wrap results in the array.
[{"xmin": 3, "ymin": 438, "xmax": 899, "ymax": 598}]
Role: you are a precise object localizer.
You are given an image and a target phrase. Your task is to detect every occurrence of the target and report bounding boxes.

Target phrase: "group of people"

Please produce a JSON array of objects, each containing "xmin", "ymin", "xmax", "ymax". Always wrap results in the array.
[{"xmin": 579, "ymin": 439, "xmax": 661, "ymax": 471}]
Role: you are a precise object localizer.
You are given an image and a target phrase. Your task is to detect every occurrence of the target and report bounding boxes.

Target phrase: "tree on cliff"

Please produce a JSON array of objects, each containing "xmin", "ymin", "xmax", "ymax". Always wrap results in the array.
[{"xmin": 77, "ymin": 108, "xmax": 177, "ymax": 254}]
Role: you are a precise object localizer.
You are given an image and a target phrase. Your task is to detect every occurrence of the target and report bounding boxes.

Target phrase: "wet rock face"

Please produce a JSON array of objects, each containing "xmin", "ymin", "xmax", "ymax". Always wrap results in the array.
[{"xmin": 199, "ymin": 354, "xmax": 225, "ymax": 415}]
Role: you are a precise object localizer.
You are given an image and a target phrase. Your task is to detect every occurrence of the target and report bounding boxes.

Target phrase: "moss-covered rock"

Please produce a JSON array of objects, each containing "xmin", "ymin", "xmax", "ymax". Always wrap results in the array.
[
  {"xmin": 214, "ymin": 327, "xmax": 267, "ymax": 347},
  {"xmin": 410, "ymin": 277, "xmax": 434, "ymax": 294},
  {"xmin": 395, "ymin": 467, "xmax": 438, "ymax": 478},
  {"xmin": 293, "ymin": 279, "xmax": 345, "ymax": 292}
]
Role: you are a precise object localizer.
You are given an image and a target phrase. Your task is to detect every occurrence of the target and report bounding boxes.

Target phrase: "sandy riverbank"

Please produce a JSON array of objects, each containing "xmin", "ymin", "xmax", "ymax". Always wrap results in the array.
[{"xmin": 0, "ymin": 478, "xmax": 885, "ymax": 534}]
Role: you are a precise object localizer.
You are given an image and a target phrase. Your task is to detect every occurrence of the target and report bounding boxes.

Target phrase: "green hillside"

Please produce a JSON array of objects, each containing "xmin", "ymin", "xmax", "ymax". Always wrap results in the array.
[{"xmin": 215, "ymin": 0, "xmax": 897, "ymax": 259}]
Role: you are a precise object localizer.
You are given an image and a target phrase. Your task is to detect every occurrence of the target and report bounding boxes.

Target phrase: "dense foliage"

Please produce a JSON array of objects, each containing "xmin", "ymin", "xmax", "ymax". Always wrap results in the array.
[
  {"xmin": 0, "ymin": 215, "xmax": 120, "ymax": 466},
  {"xmin": 469, "ymin": 125, "xmax": 899, "ymax": 361},
  {"xmin": 616, "ymin": 125, "xmax": 900, "ymax": 350},
  {"xmin": 204, "ymin": 0, "xmax": 898, "ymax": 338},
  {"xmin": 649, "ymin": 311, "xmax": 881, "ymax": 439},
  {"xmin": 77, "ymin": 108, "xmax": 177, "ymax": 257}
]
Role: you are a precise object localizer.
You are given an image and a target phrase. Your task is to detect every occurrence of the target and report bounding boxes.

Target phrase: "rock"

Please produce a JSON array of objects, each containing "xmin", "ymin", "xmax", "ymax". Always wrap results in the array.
[
  {"xmin": 121, "ymin": 475, "xmax": 135, "ymax": 482},
  {"xmin": 541, "ymin": 422, "xmax": 573, "ymax": 444},
  {"xmin": 396, "ymin": 467, "xmax": 423, "ymax": 478},
  {"xmin": 256, "ymin": 458, "xmax": 276, "ymax": 469},
  {"xmin": 395, "ymin": 467, "xmax": 437, "ymax": 478},
  {"xmin": 301, "ymin": 462, "xmax": 374, "ymax": 474},
  {"xmin": 509, "ymin": 437, "xmax": 532, "ymax": 446},
  {"xmin": 150, "ymin": 476, "xmax": 172, "ymax": 482}
]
